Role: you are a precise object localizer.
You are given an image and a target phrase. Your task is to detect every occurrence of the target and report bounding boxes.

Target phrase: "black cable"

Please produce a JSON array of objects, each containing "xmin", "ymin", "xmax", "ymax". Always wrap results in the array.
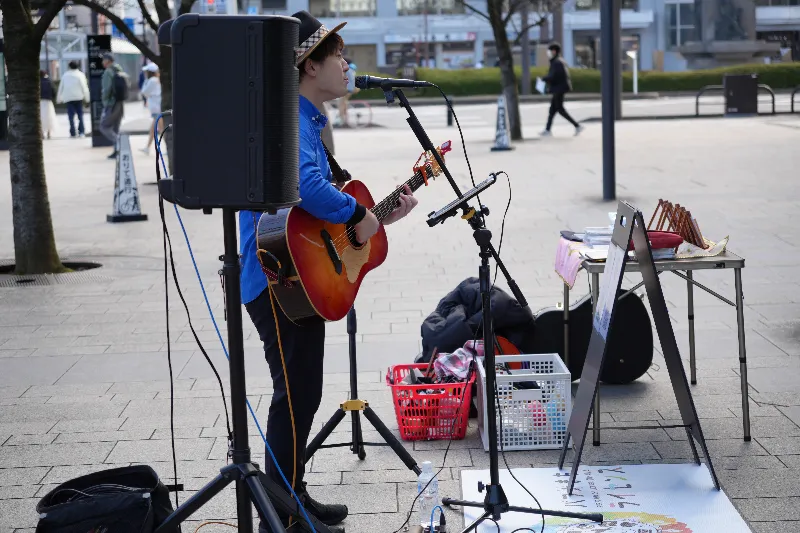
[
  {"xmin": 432, "ymin": 85, "xmax": 481, "ymax": 206},
  {"xmin": 391, "ymin": 356, "xmax": 477, "ymax": 533},
  {"xmin": 155, "ymin": 127, "xmax": 234, "ymax": 507},
  {"xmin": 494, "ymin": 379, "xmax": 545, "ymax": 533},
  {"xmin": 492, "ymin": 171, "xmax": 512, "ymax": 287},
  {"xmin": 511, "ymin": 529, "xmax": 539, "ymax": 533},
  {"xmin": 156, "ymin": 127, "xmax": 180, "ymax": 509},
  {"xmin": 156, "ymin": 127, "xmax": 232, "ymax": 443},
  {"xmin": 485, "ymin": 517, "xmax": 501, "ymax": 533}
]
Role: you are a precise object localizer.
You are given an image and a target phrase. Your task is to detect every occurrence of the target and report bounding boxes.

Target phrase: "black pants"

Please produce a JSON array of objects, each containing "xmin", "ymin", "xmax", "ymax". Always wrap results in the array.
[
  {"xmin": 66, "ymin": 101, "xmax": 85, "ymax": 137},
  {"xmin": 546, "ymin": 93, "xmax": 579, "ymax": 131},
  {"xmin": 245, "ymin": 289, "xmax": 325, "ymax": 489}
]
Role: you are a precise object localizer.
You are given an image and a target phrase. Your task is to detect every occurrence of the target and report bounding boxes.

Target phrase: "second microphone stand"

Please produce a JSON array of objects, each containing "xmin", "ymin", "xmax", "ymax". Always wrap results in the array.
[{"xmin": 385, "ymin": 86, "xmax": 605, "ymax": 531}]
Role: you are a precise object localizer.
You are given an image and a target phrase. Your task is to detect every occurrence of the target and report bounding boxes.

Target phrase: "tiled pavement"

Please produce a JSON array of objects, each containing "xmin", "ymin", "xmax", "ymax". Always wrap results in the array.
[{"xmin": 1, "ymin": 111, "xmax": 800, "ymax": 532}]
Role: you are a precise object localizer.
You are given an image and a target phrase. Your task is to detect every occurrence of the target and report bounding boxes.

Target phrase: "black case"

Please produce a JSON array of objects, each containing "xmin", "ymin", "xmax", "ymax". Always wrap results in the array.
[{"xmin": 35, "ymin": 465, "xmax": 178, "ymax": 533}]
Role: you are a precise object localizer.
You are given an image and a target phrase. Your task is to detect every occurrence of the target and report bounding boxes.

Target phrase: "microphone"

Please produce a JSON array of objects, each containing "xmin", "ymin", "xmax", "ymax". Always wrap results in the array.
[{"xmin": 355, "ymin": 75, "xmax": 433, "ymax": 90}]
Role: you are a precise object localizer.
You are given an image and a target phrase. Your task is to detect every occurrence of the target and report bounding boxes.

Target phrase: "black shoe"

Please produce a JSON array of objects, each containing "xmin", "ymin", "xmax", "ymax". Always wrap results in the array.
[
  {"xmin": 107, "ymin": 151, "xmax": 118, "ymax": 159},
  {"xmin": 299, "ymin": 483, "xmax": 348, "ymax": 526}
]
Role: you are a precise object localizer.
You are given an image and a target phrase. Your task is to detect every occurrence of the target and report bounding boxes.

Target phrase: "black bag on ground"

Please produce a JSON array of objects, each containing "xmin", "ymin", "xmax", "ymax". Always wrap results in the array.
[{"xmin": 35, "ymin": 465, "xmax": 177, "ymax": 533}]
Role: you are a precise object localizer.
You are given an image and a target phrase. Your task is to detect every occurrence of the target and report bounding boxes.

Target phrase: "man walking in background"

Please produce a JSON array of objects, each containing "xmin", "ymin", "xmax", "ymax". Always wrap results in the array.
[
  {"xmin": 540, "ymin": 42, "xmax": 583, "ymax": 137},
  {"xmin": 56, "ymin": 61, "xmax": 90, "ymax": 138},
  {"xmin": 99, "ymin": 53, "xmax": 128, "ymax": 159}
]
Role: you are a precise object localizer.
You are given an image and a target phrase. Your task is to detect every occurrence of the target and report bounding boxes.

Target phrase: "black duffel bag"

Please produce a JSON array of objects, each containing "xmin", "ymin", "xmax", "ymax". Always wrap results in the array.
[{"xmin": 35, "ymin": 465, "xmax": 178, "ymax": 533}]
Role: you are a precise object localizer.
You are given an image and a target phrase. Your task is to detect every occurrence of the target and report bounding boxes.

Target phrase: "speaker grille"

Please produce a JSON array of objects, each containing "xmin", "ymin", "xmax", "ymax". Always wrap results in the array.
[{"xmin": 263, "ymin": 18, "xmax": 300, "ymax": 208}]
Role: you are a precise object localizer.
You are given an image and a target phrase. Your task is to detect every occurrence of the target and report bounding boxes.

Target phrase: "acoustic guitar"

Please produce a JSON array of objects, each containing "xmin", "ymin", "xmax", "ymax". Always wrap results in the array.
[{"xmin": 256, "ymin": 141, "xmax": 452, "ymax": 322}]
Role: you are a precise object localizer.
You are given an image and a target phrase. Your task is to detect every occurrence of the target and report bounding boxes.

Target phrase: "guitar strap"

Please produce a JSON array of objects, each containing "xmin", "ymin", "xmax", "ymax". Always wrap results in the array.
[{"xmin": 321, "ymin": 141, "xmax": 351, "ymax": 186}]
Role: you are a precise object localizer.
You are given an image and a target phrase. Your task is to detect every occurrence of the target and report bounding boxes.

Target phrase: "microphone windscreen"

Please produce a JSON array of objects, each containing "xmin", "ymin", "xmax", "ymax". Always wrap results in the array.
[{"xmin": 354, "ymin": 75, "xmax": 369, "ymax": 89}]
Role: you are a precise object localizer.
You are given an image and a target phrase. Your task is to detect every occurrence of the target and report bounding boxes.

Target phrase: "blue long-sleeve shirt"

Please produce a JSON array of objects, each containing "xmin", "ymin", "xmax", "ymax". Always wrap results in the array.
[{"xmin": 239, "ymin": 96, "xmax": 358, "ymax": 305}]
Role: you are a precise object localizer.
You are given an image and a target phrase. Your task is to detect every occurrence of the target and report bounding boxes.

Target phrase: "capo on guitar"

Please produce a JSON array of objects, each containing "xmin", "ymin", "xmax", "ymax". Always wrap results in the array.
[{"xmin": 413, "ymin": 152, "xmax": 433, "ymax": 186}]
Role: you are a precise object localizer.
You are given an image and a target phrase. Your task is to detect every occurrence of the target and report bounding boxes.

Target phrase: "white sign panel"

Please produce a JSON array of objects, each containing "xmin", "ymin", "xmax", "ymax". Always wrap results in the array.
[{"xmin": 461, "ymin": 464, "xmax": 750, "ymax": 533}]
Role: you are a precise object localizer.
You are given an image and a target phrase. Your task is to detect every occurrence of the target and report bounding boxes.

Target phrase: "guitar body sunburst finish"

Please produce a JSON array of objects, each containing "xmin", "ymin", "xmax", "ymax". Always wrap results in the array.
[{"xmin": 257, "ymin": 180, "xmax": 388, "ymax": 322}]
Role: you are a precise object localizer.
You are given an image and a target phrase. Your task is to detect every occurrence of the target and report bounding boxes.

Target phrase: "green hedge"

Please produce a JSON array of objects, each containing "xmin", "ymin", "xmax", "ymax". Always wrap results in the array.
[{"xmin": 356, "ymin": 62, "xmax": 800, "ymax": 98}]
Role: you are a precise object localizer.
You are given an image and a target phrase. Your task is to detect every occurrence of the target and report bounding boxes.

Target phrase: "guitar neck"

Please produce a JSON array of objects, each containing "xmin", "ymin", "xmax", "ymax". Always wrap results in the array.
[{"xmin": 371, "ymin": 165, "xmax": 430, "ymax": 223}]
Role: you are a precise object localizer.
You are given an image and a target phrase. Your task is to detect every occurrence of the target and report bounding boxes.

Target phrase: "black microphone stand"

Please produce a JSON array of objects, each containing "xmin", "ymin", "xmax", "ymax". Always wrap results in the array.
[{"xmin": 386, "ymin": 86, "xmax": 605, "ymax": 531}]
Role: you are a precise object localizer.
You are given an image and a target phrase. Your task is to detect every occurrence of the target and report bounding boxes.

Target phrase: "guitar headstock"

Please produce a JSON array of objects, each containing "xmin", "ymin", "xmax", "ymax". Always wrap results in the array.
[{"xmin": 414, "ymin": 140, "xmax": 452, "ymax": 185}]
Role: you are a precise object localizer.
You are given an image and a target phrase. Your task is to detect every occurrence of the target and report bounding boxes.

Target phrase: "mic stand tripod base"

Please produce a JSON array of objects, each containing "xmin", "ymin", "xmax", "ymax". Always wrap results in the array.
[{"xmin": 438, "ymin": 227, "xmax": 602, "ymax": 533}]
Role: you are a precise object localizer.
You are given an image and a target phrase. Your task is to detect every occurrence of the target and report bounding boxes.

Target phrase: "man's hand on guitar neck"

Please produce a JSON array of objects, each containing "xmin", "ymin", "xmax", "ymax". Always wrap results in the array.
[
  {"xmin": 353, "ymin": 185, "xmax": 418, "ymax": 243},
  {"xmin": 382, "ymin": 184, "xmax": 419, "ymax": 226}
]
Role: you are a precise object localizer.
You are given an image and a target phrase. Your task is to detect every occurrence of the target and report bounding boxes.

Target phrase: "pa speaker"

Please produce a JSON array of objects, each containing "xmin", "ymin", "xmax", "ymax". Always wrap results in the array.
[{"xmin": 157, "ymin": 14, "xmax": 300, "ymax": 211}]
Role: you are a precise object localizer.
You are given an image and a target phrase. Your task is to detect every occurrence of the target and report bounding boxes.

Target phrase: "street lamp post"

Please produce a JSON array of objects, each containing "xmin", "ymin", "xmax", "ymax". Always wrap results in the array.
[{"xmin": 627, "ymin": 50, "xmax": 638, "ymax": 95}]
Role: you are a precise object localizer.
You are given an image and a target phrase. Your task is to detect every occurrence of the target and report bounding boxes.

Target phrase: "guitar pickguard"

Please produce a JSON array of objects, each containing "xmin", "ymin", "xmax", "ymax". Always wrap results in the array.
[{"xmin": 340, "ymin": 240, "xmax": 372, "ymax": 284}]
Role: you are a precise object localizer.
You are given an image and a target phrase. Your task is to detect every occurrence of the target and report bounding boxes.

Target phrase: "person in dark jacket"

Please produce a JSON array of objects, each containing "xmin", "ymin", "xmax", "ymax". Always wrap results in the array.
[{"xmin": 541, "ymin": 42, "xmax": 583, "ymax": 137}]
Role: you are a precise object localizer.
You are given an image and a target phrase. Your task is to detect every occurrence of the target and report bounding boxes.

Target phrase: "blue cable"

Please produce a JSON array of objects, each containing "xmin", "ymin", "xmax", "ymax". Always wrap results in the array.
[
  {"xmin": 430, "ymin": 504, "xmax": 444, "ymax": 533},
  {"xmin": 154, "ymin": 115, "xmax": 316, "ymax": 532}
]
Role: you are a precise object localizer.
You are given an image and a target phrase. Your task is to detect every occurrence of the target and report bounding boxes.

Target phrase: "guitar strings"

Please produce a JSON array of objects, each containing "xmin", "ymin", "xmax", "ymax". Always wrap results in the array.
[
  {"xmin": 330, "ymin": 166, "xmax": 431, "ymax": 252},
  {"xmin": 331, "ymin": 168, "xmax": 426, "ymax": 249}
]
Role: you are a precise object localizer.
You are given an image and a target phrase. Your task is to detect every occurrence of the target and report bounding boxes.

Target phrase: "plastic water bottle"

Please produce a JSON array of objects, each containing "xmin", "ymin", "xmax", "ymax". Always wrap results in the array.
[{"xmin": 417, "ymin": 461, "xmax": 440, "ymax": 530}]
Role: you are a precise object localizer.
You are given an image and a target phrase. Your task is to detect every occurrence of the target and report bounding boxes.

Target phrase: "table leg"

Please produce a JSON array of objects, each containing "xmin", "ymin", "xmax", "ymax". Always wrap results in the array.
[
  {"xmin": 687, "ymin": 271, "xmax": 697, "ymax": 385},
  {"xmin": 592, "ymin": 272, "xmax": 601, "ymax": 446},
  {"xmin": 735, "ymin": 268, "xmax": 752, "ymax": 442},
  {"xmin": 564, "ymin": 283, "xmax": 570, "ymax": 371}
]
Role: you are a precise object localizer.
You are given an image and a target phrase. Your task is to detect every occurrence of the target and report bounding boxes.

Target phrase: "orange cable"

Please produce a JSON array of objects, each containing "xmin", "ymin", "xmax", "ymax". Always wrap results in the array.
[{"xmin": 193, "ymin": 521, "xmax": 238, "ymax": 533}]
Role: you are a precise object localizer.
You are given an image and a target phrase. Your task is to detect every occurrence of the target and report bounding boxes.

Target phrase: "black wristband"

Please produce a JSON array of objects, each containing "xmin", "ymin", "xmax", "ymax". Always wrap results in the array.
[{"xmin": 346, "ymin": 203, "xmax": 367, "ymax": 226}]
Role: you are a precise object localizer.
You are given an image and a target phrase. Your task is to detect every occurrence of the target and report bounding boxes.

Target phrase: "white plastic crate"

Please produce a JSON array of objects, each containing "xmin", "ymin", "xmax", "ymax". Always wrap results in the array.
[{"xmin": 477, "ymin": 353, "xmax": 572, "ymax": 451}]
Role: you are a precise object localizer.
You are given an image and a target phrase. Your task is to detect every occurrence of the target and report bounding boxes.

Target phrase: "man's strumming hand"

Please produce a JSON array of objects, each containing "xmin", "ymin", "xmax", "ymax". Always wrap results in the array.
[
  {"xmin": 383, "ymin": 184, "xmax": 419, "ymax": 226},
  {"xmin": 354, "ymin": 210, "xmax": 380, "ymax": 244}
]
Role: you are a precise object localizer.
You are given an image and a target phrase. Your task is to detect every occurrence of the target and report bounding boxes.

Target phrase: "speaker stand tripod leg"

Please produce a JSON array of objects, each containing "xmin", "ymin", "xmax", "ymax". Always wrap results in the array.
[
  {"xmin": 305, "ymin": 408, "xmax": 347, "ymax": 461},
  {"xmin": 363, "ymin": 405, "xmax": 420, "ymax": 474},
  {"xmin": 305, "ymin": 307, "xmax": 420, "ymax": 473}
]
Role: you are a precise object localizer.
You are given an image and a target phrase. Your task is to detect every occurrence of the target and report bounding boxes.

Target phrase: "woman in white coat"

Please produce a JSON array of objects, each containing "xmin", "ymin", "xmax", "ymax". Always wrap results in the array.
[{"xmin": 139, "ymin": 63, "xmax": 162, "ymax": 155}]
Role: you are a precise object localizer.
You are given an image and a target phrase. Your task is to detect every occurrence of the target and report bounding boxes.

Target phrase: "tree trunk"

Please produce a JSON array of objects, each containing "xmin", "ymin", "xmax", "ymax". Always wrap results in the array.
[
  {"xmin": 1, "ymin": 0, "xmax": 66, "ymax": 274},
  {"xmin": 488, "ymin": 0, "xmax": 523, "ymax": 140}
]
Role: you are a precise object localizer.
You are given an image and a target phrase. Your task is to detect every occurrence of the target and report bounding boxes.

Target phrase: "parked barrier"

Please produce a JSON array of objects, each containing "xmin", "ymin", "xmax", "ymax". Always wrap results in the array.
[{"xmin": 695, "ymin": 83, "xmax": 776, "ymax": 116}]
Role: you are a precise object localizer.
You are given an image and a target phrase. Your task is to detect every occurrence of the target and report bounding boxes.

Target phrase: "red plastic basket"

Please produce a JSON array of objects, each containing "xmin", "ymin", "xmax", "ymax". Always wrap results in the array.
[{"xmin": 386, "ymin": 364, "xmax": 475, "ymax": 441}]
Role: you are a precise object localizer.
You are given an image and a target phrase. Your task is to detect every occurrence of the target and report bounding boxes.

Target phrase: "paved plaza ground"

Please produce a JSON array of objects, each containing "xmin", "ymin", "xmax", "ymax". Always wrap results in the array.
[{"xmin": 0, "ymin": 102, "xmax": 799, "ymax": 532}]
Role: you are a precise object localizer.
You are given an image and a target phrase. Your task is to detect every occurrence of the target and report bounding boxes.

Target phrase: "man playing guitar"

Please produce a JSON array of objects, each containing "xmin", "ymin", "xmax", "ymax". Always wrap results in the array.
[{"xmin": 238, "ymin": 11, "xmax": 418, "ymax": 531}]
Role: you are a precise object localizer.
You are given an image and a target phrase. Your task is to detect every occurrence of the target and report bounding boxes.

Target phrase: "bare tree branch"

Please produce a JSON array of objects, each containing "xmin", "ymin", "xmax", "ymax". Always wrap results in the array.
[
  {"xmin": 71, "ymin": 0, "xmax": 160, "ymax": 63},
  {"xmin": 137, "ymin": 0, "xmax": 159, "ymax": 31},
  {"xmin": 512, "ymin": 14, "xmax": 547, "ymax": 45},
  {"xmin": 503, "ymin": 0, "xmax": 522, "ymax": 25},
  {"xmin": 31, "ymin": 0, "xmax": 68, "ymax": 42},
  {"xmin": 455, "ymin": 0, "xmax": 490, "ymax": 22}
]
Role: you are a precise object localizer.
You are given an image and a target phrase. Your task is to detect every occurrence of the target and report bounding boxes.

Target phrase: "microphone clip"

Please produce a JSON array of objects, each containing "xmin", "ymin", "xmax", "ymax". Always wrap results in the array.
[{"xmin": 382, "ymin": 85, "xmax": 397, "ymax": 105}]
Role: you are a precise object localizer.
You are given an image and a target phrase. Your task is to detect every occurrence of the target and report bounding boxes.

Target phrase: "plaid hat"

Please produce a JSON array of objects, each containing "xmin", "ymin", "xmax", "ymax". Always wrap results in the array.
[{"xmin": 292, "ymin": 10, "xmax": 346, "ymax": 66}]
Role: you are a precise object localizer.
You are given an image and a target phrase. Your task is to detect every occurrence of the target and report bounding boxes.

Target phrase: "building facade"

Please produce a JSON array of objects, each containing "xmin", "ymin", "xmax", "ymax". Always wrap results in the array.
[{"xmin": 258, "ymin": 0, "xmax": 800, "ymax": 72}]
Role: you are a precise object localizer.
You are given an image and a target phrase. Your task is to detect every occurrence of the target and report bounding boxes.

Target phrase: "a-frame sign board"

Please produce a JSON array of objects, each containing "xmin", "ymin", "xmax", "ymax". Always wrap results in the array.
[{"xmin": 557, "ymin": 201, "xmax": 721, "ymax": 495}]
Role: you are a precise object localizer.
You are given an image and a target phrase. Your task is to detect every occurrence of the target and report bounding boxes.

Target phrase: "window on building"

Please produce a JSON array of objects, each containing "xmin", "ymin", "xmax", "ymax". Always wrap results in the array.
[
  {"xmin": 755, "ymin": 0, "xmax": 800, "ymax": 5},
  {"xmin": 397, "ymin": 0, "xmax": 464, "ymax": 16},
  {"xmin": 575, "ymin": 0, "xmax": 638, "ymax": 10},
  {"xmin": 666, "ymin": 1, "xmax": 696, "ymax": 48},
  {"xmin": 308, "ymin": 0, "xmax": 376, "ymax": 17}
]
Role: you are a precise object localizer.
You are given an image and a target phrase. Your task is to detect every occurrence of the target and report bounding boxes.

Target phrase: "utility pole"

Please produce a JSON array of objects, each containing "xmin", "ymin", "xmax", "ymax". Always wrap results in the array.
[
  {"xmin": 600, "ymin": 0, "xmax": 616, "ymax": 200},
  {"xmin": 520, "ymin": 1, "xmax": 531, "ymax": 95},
  {"xmin": 422, "ymin": 0, "xmax": 430, "ymax": 67}
]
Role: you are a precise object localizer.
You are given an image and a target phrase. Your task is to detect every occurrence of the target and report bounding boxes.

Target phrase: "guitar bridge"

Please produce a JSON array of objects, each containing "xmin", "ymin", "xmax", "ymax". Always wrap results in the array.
[{"xmin": 320, "ymin": 230, "xmax": 343, "ymax": 275}]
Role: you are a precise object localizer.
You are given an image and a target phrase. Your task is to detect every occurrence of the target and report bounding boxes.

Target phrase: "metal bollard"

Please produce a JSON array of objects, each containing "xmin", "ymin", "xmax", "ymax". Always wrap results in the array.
[{"xmin": 446, "ymin": 96, "xmax": 454, "ymax": 127}]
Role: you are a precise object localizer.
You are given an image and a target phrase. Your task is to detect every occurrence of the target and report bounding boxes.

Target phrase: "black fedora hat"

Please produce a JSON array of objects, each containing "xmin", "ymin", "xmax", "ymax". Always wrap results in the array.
[{"xmin": 292, "ymin": 10, "xmax": 347, "ymax": 66}]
